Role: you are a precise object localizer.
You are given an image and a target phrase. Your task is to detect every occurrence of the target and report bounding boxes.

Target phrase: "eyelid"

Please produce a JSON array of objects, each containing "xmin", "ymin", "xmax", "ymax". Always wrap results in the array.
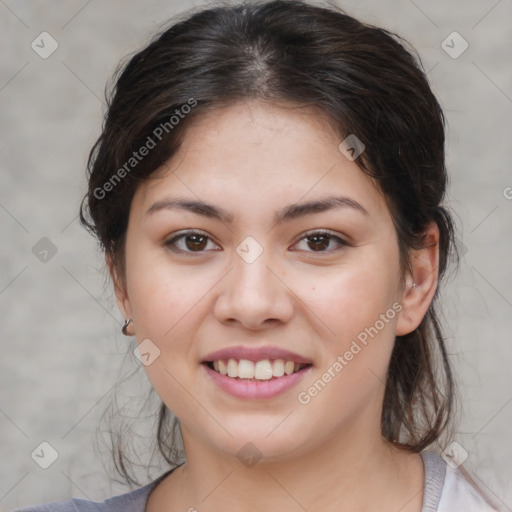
[
  {"xmin": 164, "ymin": 229, "xmax": 221, "ymax": 254},
  {"xmin": 164, "ymin": 228, "xmax": 349, "ymax": 255},
  {"xmin": 289, "ymin": 229, "xmax": 349, "ymax": 253}
]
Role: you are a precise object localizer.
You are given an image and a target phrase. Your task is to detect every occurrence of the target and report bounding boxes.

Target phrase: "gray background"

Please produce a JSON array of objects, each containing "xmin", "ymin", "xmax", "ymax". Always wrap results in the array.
[{"xmin": 1, "ymin": 0, "xmax": 511, "ymax": 510}]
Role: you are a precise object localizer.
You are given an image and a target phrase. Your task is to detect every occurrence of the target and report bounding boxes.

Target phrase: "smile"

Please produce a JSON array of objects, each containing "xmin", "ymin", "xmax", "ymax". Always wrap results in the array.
[
  {"xmin": 202, "ymin": 359, "xmax": 312, "ymax": 399},
  {"xmin": 206, "ymin": 358, "xmax": 311, "ymax": 380}
]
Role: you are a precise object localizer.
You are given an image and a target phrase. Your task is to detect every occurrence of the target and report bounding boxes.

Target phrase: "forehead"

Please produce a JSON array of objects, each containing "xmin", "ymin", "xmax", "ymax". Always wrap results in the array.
[{"xmin": 134, "ymin": 100, "xmax": 387, "ymax": 221}]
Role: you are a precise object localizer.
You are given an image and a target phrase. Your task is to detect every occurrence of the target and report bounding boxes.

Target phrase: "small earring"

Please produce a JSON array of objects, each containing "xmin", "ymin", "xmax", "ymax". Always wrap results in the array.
[
  {"xmin": 122, "ymin": 318, "xmax": 133, "ymax": 336},
  {"xmin": 412, "ymin": 283, "xmax": 417, "ymax": 289}
]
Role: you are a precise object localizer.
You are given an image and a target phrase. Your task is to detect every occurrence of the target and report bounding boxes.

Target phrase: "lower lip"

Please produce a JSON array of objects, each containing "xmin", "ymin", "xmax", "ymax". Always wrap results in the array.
[{"xmin": 203, "ymin": 364, "xmax": 312, "ymax": 399}]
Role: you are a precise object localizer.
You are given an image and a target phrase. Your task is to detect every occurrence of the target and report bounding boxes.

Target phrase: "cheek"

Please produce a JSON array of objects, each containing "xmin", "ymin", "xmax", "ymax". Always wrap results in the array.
[
  {"xmin": 292, "ymin": 251, "xmax": 400, "ymax": 401},
  {"xmin": 124, "ymin": 246, "xmax": 209, "ymax": 393},
  {"xmin": 124, "ymin": 253, "xmax": 210, "ymax": 418},
  {"xmin": 297, "ymin": 261, "xmax": 399, "ymax": 345},
  {"xmin": 294, "ymin": 267, "xmax": 398, "ymax": 425},
  {"xmin": 125, "ymin": 244, "xmax": 207, "ymax": 339}
]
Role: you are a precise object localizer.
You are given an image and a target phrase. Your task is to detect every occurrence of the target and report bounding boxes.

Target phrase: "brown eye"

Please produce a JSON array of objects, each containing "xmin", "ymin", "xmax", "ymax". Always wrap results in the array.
[
  {"xmin": 184, "ymin": 234, "xmax": 208, "ymax": 251},
  {"xmin": 292, "ymin": 230, "xmax": 348, "ymax": 254},
  {"xmin": 306, "ymin": 234, "xmax": 330, "ymax": 251},
  {"xmin": 165, "ymin": 230, "xmax": 220, "ymax": 254}
]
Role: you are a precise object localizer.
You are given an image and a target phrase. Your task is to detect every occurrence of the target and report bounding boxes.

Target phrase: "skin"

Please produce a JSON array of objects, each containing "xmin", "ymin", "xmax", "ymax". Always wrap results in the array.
[{"xmin": 111, "ymin": 100, "xmax": 440, "ymax": 512}]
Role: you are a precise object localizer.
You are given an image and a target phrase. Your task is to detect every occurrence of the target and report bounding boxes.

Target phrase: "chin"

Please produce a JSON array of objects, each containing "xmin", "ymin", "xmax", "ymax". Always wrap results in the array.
[{"xmin": 192, "ymin": 415, "xmax": 315, "ymax": 463}]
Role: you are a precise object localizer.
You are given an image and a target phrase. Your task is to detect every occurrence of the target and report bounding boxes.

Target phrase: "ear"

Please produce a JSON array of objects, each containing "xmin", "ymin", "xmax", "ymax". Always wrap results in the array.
[
  {"xmin": 106, "ymin": 253, "xmax": 132, "ymax": 321},
  {"xmin": 395, "ymin": 221, "xmax": 440, "ymax": 336}
]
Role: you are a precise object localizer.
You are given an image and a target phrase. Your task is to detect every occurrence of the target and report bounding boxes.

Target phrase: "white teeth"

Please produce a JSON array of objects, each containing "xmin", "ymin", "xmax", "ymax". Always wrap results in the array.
[
  {"xmin": 284, "ymin": 361, "xmax": 295, "ymax": 375},
  {"xmin": 254, "ymin": 360, "xmax": 273, "ymax": 380},
  {"xmin": 227, "ymin": 358, "xmax": 238, "ymax": 378},
  {"xmin": 210, "ymin": 358, "xmax": 306, "ymax": 380},
  {"xmin": 272, "ymin": 359, "xmax": 285, "ymax": 377},
  {"xmin": 238, "ymin": 359, "xmax": 255, "ymax": 379}
]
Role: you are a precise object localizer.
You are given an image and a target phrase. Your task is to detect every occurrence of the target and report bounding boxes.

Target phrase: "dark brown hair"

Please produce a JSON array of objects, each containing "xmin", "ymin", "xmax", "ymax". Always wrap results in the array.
[{"xmin": 80, "ymin": 0, "xmax": 458, "ymax": 485}]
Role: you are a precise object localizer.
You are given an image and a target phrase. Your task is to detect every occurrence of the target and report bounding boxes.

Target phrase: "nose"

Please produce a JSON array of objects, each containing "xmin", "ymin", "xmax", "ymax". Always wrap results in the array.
[{"xmin": 213, "ymin": 247, "xmax": 294, "ymax": 331}]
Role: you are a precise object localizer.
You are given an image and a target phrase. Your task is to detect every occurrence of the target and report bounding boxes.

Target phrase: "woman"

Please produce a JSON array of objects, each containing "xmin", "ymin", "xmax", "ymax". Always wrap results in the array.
[{"xmin": 16, "ymin": 0, "xmax": 500, "ymax": 510}]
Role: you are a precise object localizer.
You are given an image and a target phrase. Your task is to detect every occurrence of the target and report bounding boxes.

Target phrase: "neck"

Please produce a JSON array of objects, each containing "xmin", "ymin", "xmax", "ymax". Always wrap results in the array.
[{"xmin": 148, "ymin": 423, "xmax": 425, "ymax": 512}]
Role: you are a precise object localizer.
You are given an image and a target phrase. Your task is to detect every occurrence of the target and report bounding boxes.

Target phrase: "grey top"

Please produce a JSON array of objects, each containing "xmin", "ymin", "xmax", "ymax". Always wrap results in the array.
[{"xmin": 13, "ymin": 451, "xmax": 449, "ymax": 512}]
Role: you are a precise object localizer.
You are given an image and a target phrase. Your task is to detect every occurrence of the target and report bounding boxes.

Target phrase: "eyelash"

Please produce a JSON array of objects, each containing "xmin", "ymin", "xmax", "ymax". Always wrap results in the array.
[{"xmin": 164, "ymin": 229, "xmax": 349, "ymax": 256}]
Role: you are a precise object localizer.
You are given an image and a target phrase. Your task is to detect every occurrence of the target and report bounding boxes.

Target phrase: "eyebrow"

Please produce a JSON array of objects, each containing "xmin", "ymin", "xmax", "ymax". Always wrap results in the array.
[{"xmin": 146, "ymin": 195, "xmax": 369, "ymax": 224}]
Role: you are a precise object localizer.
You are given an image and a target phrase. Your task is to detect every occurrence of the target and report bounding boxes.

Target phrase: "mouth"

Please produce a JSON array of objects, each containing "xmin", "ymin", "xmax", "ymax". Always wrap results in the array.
[
  {"xmin": 203, "ymin": 358, "xmax": 312, "ymax": 381},
  {"xmin": 201, "ymin": 346, "xmax": 313, "ymax": 398}
]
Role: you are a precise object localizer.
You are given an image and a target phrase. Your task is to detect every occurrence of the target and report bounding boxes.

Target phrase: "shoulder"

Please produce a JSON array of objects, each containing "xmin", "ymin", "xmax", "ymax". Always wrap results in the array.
[
  {"xmin": 420, "ymin": 450, "xmax": 500, "ymax": 512},
  {"xmin": 438, "ymin": 463, "xmax": 500, "ymax": 512},
  {"xmin": 11, "ymin": 477, "xmax": 161, "ymax": 512}
]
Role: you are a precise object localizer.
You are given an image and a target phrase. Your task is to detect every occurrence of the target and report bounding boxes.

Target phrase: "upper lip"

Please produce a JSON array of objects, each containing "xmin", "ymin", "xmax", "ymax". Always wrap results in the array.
[{"xmin": 202, "ymin": 345, "xmax": 313, "ymax": 364}]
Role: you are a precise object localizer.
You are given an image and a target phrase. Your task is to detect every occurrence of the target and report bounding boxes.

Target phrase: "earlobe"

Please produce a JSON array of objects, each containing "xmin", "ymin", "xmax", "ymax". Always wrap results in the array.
[{"xmin": 395, "ymin": 222, "xmax": 440, "ymax": 336}]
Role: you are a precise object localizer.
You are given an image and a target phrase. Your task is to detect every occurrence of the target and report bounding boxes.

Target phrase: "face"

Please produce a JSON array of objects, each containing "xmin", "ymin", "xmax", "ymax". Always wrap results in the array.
[{"xmin": 114, "ymin": 100, "xmax": 423, "ymax": 463}]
